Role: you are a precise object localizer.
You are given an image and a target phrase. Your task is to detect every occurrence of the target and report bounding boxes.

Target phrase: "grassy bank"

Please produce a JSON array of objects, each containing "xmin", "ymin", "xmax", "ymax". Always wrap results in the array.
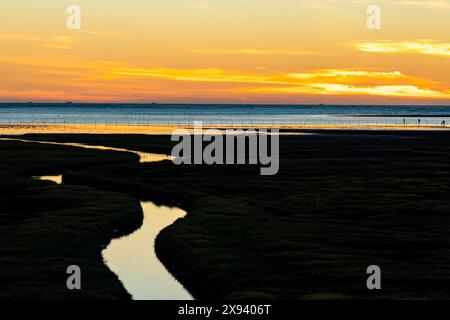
[
  {"xmin": 21, "ymin": 131, "xmax": 450, "ymax": 299},
  {"xmin": 0, "ymin": 139, "xmax": 142, "ymax": 299}
]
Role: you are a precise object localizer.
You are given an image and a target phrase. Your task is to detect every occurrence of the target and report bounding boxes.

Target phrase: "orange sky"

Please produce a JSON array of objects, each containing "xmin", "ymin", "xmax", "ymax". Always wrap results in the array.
[{"xmin": 0, "ymin": 0, "xmax": 449, "ymax": 104}]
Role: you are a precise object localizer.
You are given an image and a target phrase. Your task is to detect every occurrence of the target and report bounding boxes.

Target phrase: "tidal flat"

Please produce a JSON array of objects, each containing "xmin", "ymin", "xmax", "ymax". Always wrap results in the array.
[{"xmin": 1, "ymin": 130, "xmax": 450, "ymax": 299}]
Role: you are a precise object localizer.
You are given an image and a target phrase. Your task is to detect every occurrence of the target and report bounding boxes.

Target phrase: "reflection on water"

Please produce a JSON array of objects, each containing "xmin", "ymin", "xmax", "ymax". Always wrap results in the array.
[
  {"xmin": 102, "ymin": 202, "xmax": 193, "ymax": 300},
  {"xmin": 34, "ymin": 175, "xmax": 62, "ymax": 184},
  {"xmin": 0, "ymin": 138, "xmax": 170, "ymax": 163},
  {"xmin": 31, "ymin": 163, "xmax": 192, "ymax": 300}
]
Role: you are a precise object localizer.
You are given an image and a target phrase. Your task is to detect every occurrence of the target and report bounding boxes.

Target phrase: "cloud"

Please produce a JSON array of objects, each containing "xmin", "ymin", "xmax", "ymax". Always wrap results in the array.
[
  {"xmin": 189, "ymin": 48, "xmax": 330, "ymax": 56},
  {"xmin": 394, "ymin": 1, "xmax": 450, "ymax": 9},
  {"xmin": 77, "ymin": 30, "xmax": 122, "ymax": 37},
  {"xmin": 0, "ymin": 31, "xmax": 120, "ymax": 50},
  {"xmin": 111, "ymin": 66, "xmax": 449, "ymax": 98},
  {"xmin": 1, "ymin": 55, "xmax": 448, "ymax": 100},
  {"xmin": 0, "ymin": 34, "xmax": 74, "ymax": 50},
  {"xmin": 287, "ymin": 70, "xmax": 403, "ymax": 79},
  {"xmin": 321, "ymin": 0, "xmax": 450, "ymax": 9},
  {"xmin": 352, "ymin": 40, "xmax": 450, "ymax": 57},
  {"xmin": 255, "ymin": 84, "xmax": 449, "ymax": 98},
  {"xmin": 244, "ymin": 69, "xmax": 449, "ymax": 98},
  {"xmin": 111, "ymin": 68, "xmax": 283, "ymax": 84}
]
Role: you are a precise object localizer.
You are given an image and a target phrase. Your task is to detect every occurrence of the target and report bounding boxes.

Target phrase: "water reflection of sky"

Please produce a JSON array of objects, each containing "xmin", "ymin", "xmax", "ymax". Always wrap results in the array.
[
  {"xmin": 102, "ymin": 202, "xmax": 193, "ymax": 300},
  {"xmin": 1, "ymin": 104, "xmax": 450, "ymax": 126}
]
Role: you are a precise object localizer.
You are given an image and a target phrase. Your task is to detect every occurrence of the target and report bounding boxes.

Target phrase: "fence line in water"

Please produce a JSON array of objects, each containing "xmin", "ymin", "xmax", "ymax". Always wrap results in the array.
[{"xmin": 0, "ymin": 115, "xmax": 449, "ymax": 128}]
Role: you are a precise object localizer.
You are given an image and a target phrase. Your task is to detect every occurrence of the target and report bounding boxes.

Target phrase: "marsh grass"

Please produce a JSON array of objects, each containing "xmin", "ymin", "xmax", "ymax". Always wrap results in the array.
[
  {"xmin": 2, "ymin": 131, "xmax": 450, "ymax": 299},
  {"xmin": 0, "ymin": 140, "xmax": 141, "ymax": 299}
]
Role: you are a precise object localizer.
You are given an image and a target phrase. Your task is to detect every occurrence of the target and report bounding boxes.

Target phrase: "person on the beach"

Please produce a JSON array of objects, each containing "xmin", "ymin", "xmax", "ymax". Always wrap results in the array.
[
  {"xmin": 403, "ymin": 118, "xmax": 406, "ymax": 126},
  {"xmin": 418, "ymin": 119, "xmax": 421, "ymax": 126}
]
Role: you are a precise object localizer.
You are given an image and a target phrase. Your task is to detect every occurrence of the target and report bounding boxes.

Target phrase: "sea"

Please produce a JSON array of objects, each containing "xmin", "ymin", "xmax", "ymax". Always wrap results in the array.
[{"xmin": 1, "ymin": 103, "xmax": 450, "ymax": 126}]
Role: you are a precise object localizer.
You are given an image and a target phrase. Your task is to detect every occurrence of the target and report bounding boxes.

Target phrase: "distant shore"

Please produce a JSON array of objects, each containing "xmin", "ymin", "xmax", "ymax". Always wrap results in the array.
[{"xmin": 1, "ymin": 123, "xmax": 449, "ymax": 135}]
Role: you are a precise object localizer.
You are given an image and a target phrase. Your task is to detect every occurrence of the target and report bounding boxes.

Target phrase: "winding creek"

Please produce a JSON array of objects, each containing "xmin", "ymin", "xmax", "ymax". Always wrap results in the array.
[
  {"xmin": 0, "ymin": 137, "xmax": 171, "ymax": 163},
  {"xmin": 2, "ymin": 138, "xmax": 193, "ymax": 300}
]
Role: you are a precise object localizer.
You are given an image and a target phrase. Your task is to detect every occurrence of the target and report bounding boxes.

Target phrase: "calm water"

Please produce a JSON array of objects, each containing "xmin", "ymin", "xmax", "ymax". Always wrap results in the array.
[
  {"xmin": 1, "ymin": 103, "xmax": 450, "ymax": 126},
  {"xmin": 103, "ymin": 202, "xmax": 192, "ymax": 300},
  {"xmin": 25, "ymin": 139, "xmax": 192, "ymax": 300},
  {"xmin": 0, "ymin": 137, "xmax": 170, "ymax": 163}
]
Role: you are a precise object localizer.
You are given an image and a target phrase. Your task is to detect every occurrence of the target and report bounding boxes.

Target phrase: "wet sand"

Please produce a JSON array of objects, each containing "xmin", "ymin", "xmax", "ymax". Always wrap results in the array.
[{"xmin": 0, "ymin": 123, "xmax": 449, "ymax": 135}]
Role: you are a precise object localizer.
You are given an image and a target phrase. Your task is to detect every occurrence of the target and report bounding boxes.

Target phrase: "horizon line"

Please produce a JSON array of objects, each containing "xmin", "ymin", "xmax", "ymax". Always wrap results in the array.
[{"xmin": 1, "ymin": 102, "xmax": 450, "ymax": 107}]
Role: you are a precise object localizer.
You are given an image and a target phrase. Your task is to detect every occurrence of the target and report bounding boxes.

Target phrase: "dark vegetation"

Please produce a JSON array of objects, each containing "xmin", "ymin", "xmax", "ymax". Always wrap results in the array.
[
  {"xmin": 10, "ymin": 131, "xmax": 450, "ymax": 300},
  {"xmin": 0, "ymin": 132, "xmax": 450, "ymax": 299},
  {"xmin": 0, "ymin": 139, "xmax": 142, "ymax": 299}
]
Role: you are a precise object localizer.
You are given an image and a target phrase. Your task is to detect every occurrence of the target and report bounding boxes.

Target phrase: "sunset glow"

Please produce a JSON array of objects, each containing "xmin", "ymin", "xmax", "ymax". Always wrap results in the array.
[{"xmin": 0, "ymin": 0, "xmax": 449, "ymax": 104}]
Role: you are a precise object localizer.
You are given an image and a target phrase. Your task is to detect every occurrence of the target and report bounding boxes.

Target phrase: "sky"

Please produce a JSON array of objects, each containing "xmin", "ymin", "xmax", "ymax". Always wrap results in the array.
[{"xmin": 0, "ymin": 0, "xmax": 449, "ymax": 104}]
